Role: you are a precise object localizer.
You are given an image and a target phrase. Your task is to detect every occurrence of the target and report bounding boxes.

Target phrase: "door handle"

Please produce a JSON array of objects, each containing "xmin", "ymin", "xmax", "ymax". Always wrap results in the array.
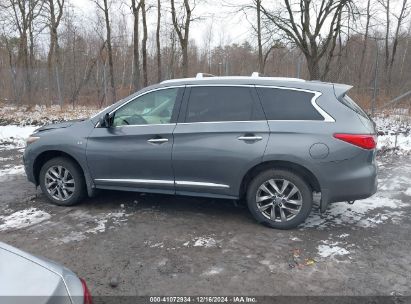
[
  {"xmin": 147, "ymin": 138, "xmax": 169, "ymax": 144},
  {"xmin": 238, "ymin": 135, "xmax": 263, "ymax": 141}
]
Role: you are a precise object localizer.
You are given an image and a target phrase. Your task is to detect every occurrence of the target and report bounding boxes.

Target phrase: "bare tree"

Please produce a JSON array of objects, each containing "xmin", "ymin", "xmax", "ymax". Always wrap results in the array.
[
  {"xmin": 358, "ymin": 0, "xmax": 372, "ymax": 86},
  {"xmin": 261, "ymin": 0, "xmax": 354, "ymax": 80},
  {"xmin": 141, "ymin": 0, "xmax": 148, "ymax": 87},
  {"xmin": 46, "ymin": 0, "xmax": 65, "ymax": 106},
  {"xmin": 156, "ymin": 0, "xmax": 162, "ymax": 82},
  {"xmin": 380, "ymin": 0, "xmax": 391, "ymax": 70},
  {"xmin": 256, "ymin": 0, "xmax": 263, "ymax": 73},
  {"xmin": 390, "ymin": 0, "xmax": 410, "ymax": 81},
  {"xmin": 93, "ymin": 0, "xmax": 116, "ymax": 104},
  {"xmin": 170, "ymin": 0, "xmax": 194, "ymax": 77},
  {"xmin": 131, "ymin": 0, "xmax": 141, "ymax": 91},
  {"xmin": 379, "ymin": 0, "xmax": 410, "ymax": 87},
  {"xmin": 0, "ymin": 0, "xmax": 44, "ymax": 103}
]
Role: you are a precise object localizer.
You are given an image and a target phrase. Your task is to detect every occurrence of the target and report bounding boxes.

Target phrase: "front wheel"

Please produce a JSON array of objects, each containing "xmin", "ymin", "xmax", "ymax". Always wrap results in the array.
[
  {"xmin": 246, "ymin": 169, "xmax": 313, "ymax": 229},
  {"xmin": 39, "ymin": 157, "xmax": 86, "ymax": 206}
]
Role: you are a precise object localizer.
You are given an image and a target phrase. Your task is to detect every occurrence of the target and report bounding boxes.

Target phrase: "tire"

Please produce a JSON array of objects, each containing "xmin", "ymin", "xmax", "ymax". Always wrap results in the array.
[
  {"xmin": 246, "ymin": 169, "xmax": 313, "ymax": 229},
  {"xmin": 39, "ymin": 157, "xmax": 86, "ymax": 206}
]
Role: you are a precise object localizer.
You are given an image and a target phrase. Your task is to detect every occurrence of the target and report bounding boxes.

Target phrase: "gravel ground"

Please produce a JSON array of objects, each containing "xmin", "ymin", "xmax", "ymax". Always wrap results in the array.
[{"xmin": 0, "ymin": 146, "xmax": 411, "ymax": 300}]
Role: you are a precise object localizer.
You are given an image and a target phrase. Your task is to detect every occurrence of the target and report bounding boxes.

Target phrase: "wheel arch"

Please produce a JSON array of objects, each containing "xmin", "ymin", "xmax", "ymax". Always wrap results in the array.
[
  {"xmin": 33, "ymin": 151, "xmax": 81, "ymax": 183},
  {"xmin": 239, "ymin": 160, "xmax": 321, "ymax": 199},
  {"xmin": 32, "ymin": 150, "xmax": 94, "ymax": 197}
]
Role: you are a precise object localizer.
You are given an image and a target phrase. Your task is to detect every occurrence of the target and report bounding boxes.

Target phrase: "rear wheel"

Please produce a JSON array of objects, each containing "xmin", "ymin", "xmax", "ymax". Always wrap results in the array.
[
  {"xmin": 39, "ymin": 157, "xmax": 86, "ymax": 206},
  {"xmin": 246, "ymin": 169, "xmax": 312, "ymax": 229}
]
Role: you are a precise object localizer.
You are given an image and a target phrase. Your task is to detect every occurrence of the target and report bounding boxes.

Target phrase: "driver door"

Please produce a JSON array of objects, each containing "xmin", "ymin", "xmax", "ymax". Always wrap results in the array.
[{"xmin": 86, "ymin": 87, "xmax": 184, "ymax": 194}]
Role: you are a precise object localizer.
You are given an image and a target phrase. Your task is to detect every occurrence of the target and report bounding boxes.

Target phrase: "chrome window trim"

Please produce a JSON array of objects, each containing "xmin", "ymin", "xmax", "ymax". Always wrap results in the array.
[
  {"xmin": 185, "ymin": 84, "xmax": 335, "ymax": 123},
  {"xmin": 112, "ymin": 123, "xmax": 176, "ymax": 128},
  {"xmin": 176, "ymin": 181, "xmax": 230, "ymax": 189},
  {"xmin": 95, "ymin": 83, "xmax": 335, "ymax": 127},
  {"xmin": 254, "ymin": 85, "xmax": 335, "ymax": 122},
  {"xmin": 178, "ymin": 120, "xmax": 267, "ymax": 125}
]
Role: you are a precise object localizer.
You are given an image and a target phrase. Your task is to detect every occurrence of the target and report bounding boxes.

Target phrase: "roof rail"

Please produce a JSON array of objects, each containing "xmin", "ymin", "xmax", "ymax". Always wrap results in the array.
[{"xmin": 196, "ymin": 73, "xmax": 216, "ymax": 79}]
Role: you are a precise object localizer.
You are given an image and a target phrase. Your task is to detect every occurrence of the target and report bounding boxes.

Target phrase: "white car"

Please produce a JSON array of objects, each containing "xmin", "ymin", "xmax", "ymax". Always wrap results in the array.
[{"xmin": 0, "ymin": 242, "xmax": 92, "ymax": 304}]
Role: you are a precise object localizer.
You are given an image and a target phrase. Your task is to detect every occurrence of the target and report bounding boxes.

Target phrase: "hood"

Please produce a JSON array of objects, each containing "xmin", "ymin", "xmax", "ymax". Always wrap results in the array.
[{"xmin": 35, "ymin": 119, "xmax": 85, "ymax": 133}]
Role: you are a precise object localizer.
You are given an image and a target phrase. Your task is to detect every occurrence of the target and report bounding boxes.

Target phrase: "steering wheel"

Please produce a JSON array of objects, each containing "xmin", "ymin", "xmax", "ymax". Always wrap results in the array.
[{"xmin": 123, "ymin": 114, "xmax": 148, "ymax": 125}]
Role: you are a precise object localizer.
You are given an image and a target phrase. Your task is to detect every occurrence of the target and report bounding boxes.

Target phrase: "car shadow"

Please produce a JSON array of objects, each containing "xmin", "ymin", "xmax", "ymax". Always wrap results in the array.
[{"xmin": 79, "ymin": 189, "xmax": 254, "ymax": 223}]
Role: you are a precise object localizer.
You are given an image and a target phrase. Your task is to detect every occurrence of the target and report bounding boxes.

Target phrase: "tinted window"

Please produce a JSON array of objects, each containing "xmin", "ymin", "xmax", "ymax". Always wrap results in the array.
[
  {"xmin": 113, "ymin": 88, "xmax": 178, "ymax": 126},
  {"xmin": 186, "ymin": 87, "xmax": 259, "ymax": 122},
  {"xmin": 257, "ymin": 88, "xmax": 323, "ymax": 120}
]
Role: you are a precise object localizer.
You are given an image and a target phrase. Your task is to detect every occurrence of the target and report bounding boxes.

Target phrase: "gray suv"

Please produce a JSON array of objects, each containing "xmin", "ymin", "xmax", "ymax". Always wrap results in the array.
[{"xmin": 24, "ymin": 74, "xmax": 377, "ymax": 229}]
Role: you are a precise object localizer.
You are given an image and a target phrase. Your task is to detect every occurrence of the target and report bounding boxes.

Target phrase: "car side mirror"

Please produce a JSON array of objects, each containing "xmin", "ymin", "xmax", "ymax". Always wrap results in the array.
[{"xmin": 99, "ymin": 113, "xmax": 111, "ymax": 128}]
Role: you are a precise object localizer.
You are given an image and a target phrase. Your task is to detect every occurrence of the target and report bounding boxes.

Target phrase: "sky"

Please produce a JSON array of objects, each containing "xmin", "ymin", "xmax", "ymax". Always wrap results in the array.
[{"xmin": 69, "ymin": 0, "xmax": 254, "ymax": 48}]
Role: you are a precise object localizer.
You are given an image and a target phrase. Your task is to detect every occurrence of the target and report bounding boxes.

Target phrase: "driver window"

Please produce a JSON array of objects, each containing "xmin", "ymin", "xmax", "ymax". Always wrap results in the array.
[{"xmin": 112, "ymin": 88, "xmax": 179, "ymax": 127}]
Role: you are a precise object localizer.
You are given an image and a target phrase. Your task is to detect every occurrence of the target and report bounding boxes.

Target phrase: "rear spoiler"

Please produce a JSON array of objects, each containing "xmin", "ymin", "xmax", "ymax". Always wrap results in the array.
[{"xmin": 333, "ymin": 83, "xmax": 353, "ymax": 100}]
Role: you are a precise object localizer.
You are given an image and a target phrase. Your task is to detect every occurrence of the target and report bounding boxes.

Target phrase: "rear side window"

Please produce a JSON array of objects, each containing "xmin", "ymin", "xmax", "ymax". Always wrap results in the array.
[
  {"xmin": 256, "ymin": 88, "xmax": 323, "ymax": 120},
  {"xmin": 186, "ymin": 86, "xmax": 261, "ymax": 122},
  {"xmin": 340, "ymin": 95, "xmax": 370, "ymax": 119}
]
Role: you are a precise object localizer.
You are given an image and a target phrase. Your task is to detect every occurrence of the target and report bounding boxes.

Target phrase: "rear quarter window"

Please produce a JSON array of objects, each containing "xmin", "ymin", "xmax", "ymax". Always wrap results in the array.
[{"xmin": 256, "ymin": 87, "xmax": 323, "ymax": 120}]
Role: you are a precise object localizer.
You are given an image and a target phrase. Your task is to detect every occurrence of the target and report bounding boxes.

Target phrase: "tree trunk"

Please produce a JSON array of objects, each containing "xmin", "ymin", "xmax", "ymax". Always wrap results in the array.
[
  {"xmin": 306, "ymin": 57, "xmax": 320, "ymax": 80},
  {"xmin": 141, "ymin": 0, "xmax": 148, "ymax": 87},
  {"xmin": 181, "ymin": 44, "xmax": 189, "ymax": 77},
  {"xmin": 131, "ymin": 0, "xmax": 141, "ymax": 91},
  {"xmin": 171, "ymin": 0, "xmax": 191, "ymax": 77},
  {"xmin": 103, "ymin": 0, "xmax": 116, "ymax": 103},
  {"xmin": 47, "ymin": 0, "xmax": 64, "ymax": 106},
  {"xmin": 156, "ymin": 0, "xmax": 162, "ymax": 82},
  {"xmin": 358, "ymin": 0, "xmax": 371, "ymax": 88},
  {"xmin": 256, "ymin": 0, "xmax": 263, "ymax": 74},
  {"xmin": 384, "ymin": 0, "xmax": 390, "ymax": 71},
  {"xmin": 47, "ymin": 0, "xmax": 56, "ymax": 106}
]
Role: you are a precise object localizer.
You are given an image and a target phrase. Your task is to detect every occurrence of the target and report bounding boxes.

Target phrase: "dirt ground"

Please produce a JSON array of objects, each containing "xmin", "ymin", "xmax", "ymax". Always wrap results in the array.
[{"xmin": 0, "ymin": 146, "xmax": 411, "ymax": 299}]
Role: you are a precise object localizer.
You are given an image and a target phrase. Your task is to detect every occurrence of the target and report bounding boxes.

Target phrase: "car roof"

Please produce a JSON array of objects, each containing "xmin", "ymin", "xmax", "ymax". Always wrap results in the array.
[{"xmin": 157, "ymin": 73, "xmax": 346, "ymax": 93}]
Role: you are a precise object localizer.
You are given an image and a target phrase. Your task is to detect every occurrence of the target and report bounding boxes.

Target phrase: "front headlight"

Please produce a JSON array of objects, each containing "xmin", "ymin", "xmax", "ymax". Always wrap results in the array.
[{"xmin": 26, "ymin": 135, "xmax": 40, "ymax": 146}]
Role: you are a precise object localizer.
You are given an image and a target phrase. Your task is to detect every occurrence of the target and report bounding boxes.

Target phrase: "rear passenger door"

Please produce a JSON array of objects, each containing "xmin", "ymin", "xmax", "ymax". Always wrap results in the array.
[{"xmin": 172, "ymin": 85, "xmax": 269, "ymax": 199}]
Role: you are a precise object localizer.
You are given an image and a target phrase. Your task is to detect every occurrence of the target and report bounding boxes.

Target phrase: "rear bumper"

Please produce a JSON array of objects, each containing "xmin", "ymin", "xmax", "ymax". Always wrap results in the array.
[{"xmin": 318, "ymin": 153, "xmax": 378, "ymax": 212}]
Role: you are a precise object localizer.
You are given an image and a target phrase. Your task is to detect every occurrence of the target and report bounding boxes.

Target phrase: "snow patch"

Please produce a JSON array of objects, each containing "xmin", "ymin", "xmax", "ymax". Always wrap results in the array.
[
  {"xmin": 0, "ymin": 126, "xmax": 37, "ymax": 150},
  {"xmin": 193, "ymin": 237, "xmax": 218, "ymax": 248},
  {"xmin": 378, "ymin": 134, "xmax": 411, "ymax": 152},
  {"xmin": 202, "ymin": 266, "xmax": 224, "ymax": 276},
  {"xmin": 60, "ymin": 232, "xmax": 88, "ymax": 243},
  {"xmin": 302, "ymin": 194, "xmax": 406, "ymax": 229},
  {"xmin": 0, "ymin": 208, "xmax": 51, "ymax": 231},
  {"xmin": 374, "ymin": 114, "xmax": 411, "ymax": 153},
  {"xmin": 0, "ymin": 104, "xmax": 98, "ymax": 126},
  {"xmin": 55, "ymin": 210, "xmax": 129, "ymax": 244},
  {"xmin": 85, "ymin": 211, "xmax": 128, "ymax": 234},
  {"xmin": 318, "ymin": 243, "xmax": 350, "ymax": 258},
  {"xmin": 0, "ymin": 157, "xmax": 13, "ymax": 161},
  {"xmin": 0, "ymin": 165, "xmax": 25, "ymax": 181},
  {"xmin": 404, "ymin": 188, "xmax": 411, "ymax": 196},
  {"xmin": 144, "ymin": 241, "xmax": 165, "ymax": 248}
]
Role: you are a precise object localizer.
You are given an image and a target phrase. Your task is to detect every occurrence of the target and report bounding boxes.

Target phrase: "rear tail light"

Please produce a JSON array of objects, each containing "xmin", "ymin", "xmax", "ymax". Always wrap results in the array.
[
  {"xmin": 333, "ymin": 133, "xmax": 377, "ymax": 150},
  {"xmin": 80, "ymin": 278, "xmax": 93, "ymax": 304}
]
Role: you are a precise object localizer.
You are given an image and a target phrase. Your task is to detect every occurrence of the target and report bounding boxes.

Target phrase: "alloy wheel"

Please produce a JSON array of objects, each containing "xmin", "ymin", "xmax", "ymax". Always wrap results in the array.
[
  {"xmin": 44, "ymin": 165, "xmax": 76, "ymax": 201},
  {"xmin": 256, "ymin": 178, "xmax": 303, "ymax": 222}
]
